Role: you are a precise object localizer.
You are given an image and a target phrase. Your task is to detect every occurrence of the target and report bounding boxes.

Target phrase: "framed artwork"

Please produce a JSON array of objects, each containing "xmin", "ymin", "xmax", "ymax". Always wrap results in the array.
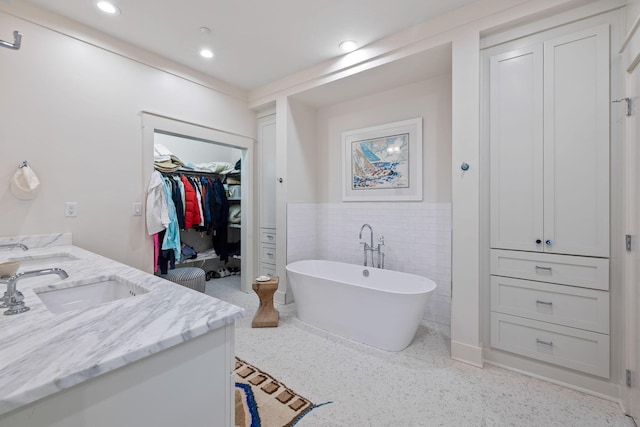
[{"xmin": 342, "ymin": 118, "xmax": 422, "ymax": 201}]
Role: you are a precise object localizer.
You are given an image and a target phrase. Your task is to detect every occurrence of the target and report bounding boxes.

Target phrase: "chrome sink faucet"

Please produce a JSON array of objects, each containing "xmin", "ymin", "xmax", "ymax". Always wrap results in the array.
[
  {"xmin": 358, "ymin": 224, "xmax": 385, "ymax": 269},
  {"xmin": 0, "ymin": 243, "xmax": 28, "ymax": 251},
  {"xmin": 0, "ymin": 268, "xmax": 68, "ymax": 315}
]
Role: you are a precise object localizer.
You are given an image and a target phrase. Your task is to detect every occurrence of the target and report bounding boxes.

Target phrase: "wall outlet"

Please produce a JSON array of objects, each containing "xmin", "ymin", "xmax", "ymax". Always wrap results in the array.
[{"xmin": 65, "ymin": 202, "xmax": 78, "ymax": 217}]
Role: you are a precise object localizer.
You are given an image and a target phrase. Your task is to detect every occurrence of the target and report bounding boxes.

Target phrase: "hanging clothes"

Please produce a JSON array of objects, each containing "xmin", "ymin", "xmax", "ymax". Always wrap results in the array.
[
  {"xmin": 171, "ymin": 175, "xmax": 185, "ymax": 229},
  {"xmin": 190, "ymin": 176, "xmax": 205, "ymax": 228},
  {"xmin": 160, "ymin": 176, "xmax": 181, "ymax": 266},
  {"xmin": 200, "ymin": 177, "xmax": 211, "ymax": 228},
  {"xmin": 210, "ymin": 178, "xmax": 230, "ymax": 263},
  {"xmin": 146, "ymin": 170, "xmax": 169, "ymax": 235},
  {"xmin": 180, "ymin": 174, "xmax": 201, "ymax": 229}
]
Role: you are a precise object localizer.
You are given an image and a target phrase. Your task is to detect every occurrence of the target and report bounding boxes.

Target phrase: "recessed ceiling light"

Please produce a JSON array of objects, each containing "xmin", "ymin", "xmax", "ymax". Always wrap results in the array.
[
  {"xmin": 200, "ymin": 48, "xmax": 215, "ymax": 59},
  {"xmin": 96, "ymin": 1, "xmax": 120, "ymax": 15},
  {"xmin": 339, "ymin": 40, "xmax": 358, "ymax": 53}
]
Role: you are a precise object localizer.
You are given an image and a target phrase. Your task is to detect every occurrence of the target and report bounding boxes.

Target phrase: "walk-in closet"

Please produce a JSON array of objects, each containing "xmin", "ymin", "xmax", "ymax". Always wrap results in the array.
[{"xmin": 152, "ymin": 131, "xmax": 244, "ymax": 281}]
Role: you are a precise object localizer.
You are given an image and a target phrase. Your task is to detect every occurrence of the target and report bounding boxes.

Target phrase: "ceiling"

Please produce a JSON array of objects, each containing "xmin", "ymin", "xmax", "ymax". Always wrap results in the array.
[
  {"xmin": 292, "ymin": 43, "xmax": 452, "ymax": 108},
  {"xmin": 24, "ymin": 0, "xmax": 478, "ymax": 92}
]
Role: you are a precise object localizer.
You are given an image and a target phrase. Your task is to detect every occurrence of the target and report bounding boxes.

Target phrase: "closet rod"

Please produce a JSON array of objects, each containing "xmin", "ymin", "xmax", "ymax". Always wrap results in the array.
[{"xmin": 158, "ymin": 168, "xmax": 225, "ymax": 179}]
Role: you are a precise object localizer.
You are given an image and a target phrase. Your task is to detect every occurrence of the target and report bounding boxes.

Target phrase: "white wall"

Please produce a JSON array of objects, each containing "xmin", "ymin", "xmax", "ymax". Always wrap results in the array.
[
  {"xmin": 286, "ymin": 99, "xmax": 320, "ymax": 202},
  {"xmin": 450, "ymin": 31, "xmax": 482, "ymax": 366},
  {"xmin": 0, "ymin": 10, "xmax": 254, "ymax": 270},
  {"xmin": 315, "ymin": 76, "xmax": 452, "ymax": 203}
]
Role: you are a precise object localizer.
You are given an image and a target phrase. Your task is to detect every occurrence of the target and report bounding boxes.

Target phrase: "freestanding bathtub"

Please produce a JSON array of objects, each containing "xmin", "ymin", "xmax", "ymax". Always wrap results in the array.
[{"xmin": 285, "ymin": 260, "xmax": 437, "ymax": 351}]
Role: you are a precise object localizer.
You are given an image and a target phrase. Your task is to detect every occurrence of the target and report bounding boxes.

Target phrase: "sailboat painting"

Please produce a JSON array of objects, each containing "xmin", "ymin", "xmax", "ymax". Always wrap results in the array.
[
  {"xmin": 342, "ymin": 118, "xmax": 422, "ymax": 202},
  {"xmin": 351, "ymin": 133, "xmax": 409, "ymax": 190}
]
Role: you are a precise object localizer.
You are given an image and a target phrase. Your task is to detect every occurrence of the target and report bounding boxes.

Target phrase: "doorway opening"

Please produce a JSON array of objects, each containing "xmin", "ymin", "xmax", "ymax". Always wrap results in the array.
[{"xmin": 141, "ymin": 113, "xmax": 255, "ymax": 293}]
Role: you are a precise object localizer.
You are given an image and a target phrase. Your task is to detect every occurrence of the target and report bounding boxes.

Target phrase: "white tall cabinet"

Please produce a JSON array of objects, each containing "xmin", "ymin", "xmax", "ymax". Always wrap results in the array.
[
  {"xmin": 258, "ymin": 114, "xmax": 277, "ymax": 277},
  {"xmin": 490, "ymin": 25, "xmax": 609, "ymax": 258},
  {"xmin": 486, "ymin": 20, "xmax": 612, "ymax": 384}
]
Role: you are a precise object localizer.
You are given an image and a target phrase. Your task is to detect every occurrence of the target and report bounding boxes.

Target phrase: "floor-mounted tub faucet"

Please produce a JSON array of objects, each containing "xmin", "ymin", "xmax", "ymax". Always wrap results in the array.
[
  {"xmin": 359, "ymin": 223, "xmax": 374, "ymax": 266},
  {"xmin": 0, "ymin": 268, "xmax": 68, "ymax": 315},
  {"xmin": 359, "ymin": 224, "xmax": 384, "ymax": 269}
]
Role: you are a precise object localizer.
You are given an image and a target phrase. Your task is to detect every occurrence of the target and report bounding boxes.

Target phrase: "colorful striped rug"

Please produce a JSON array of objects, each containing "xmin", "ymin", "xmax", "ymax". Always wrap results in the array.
[{"xmin": 234, "ymin": 357, "xmax": 330, "ymax": 426}]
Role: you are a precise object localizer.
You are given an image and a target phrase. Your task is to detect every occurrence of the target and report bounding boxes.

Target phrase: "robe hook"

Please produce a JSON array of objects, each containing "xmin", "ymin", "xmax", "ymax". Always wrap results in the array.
[{"xmin": 0, "ymin": 31, "xmax": 22, "ymax": 51}]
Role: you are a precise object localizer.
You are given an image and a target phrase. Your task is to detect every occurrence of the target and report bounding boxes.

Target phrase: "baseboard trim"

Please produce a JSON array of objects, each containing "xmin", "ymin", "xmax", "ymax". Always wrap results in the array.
[
  {"xmin": 275, "ymin": 290, "xmax": 288, "ymax": 305},
  {"xmin": 484, "ymin": 348, "xmax": 620, "ymax": 400},
  {"xmin": 451, "ymin": 340, "xmax": 483, "ymax": 367}
]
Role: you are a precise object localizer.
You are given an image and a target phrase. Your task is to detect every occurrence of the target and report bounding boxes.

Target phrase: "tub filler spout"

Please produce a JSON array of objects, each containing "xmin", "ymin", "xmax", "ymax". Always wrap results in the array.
[{"xmin": 358, "ymin": 224, "xmax": 384, "ymax": 269}]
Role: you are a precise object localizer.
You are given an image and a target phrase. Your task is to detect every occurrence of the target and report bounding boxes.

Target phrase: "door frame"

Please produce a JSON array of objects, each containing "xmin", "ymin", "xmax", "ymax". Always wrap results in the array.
[{"xmin": 141, "ymin": 112, "xmax": 256, "ymax": 294}]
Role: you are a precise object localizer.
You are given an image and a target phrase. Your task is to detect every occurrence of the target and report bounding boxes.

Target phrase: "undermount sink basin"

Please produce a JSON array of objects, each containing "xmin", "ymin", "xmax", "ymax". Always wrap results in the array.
[
  {"xmin": 10, "ymin": 253, "xmax": 79, "ymax": 268},
  {"xmin": 34, "ymin": 276, "xmax": 149, "ymax": 314}
]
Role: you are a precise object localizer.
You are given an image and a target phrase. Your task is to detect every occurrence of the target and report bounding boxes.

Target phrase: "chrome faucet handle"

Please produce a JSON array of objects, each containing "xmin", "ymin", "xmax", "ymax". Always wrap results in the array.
[
  {"xmin": 378, "ymin": 235, "xmax": 385, "ymax": 244},
  {"xmin": 2, "ymin": 268, "xmax": 68, "ymax": 315},
  {"xmin": 0, "ymin": 290, "xmax": 9, "ymax": 308},
  {"xmin": 3, "ymin": 291, "xmax": 29, "ymax": 315}
]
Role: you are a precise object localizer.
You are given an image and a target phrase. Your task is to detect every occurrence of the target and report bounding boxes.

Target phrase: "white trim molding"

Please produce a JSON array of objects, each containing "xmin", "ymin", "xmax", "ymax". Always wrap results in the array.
[{"xmin": 451, "ymin": 340, "xmax": 484, "ymax": 368}]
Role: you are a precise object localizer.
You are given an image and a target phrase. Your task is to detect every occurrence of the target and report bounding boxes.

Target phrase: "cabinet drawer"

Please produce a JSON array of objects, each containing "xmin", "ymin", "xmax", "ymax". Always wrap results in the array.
[
  {"xmin": 490, "ymin": 250, "xmax": 609, "ymax": 290},
  {"xmin": 260, "ymin": 244, "xmax": 276, "ymax": 265},
  {"xmin": 491, "ymin": 313, "xmax": 609, "ymax": 378},
  {"xmin": 260, "ymin": 264, "xmax": 276, "ymax": 277},
  {"xmin": 490, "ymin": 276, "xmax": 609, "ymax": 333},
  {"xmin": 260, "ymin": 229, "xmax": 276, "ymax": 244}
]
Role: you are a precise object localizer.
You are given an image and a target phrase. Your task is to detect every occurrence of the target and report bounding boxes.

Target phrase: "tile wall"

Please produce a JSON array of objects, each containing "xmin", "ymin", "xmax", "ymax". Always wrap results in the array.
[{"xmin": 287, "ymin": 202, "xmax": 451, "ymax": 325}]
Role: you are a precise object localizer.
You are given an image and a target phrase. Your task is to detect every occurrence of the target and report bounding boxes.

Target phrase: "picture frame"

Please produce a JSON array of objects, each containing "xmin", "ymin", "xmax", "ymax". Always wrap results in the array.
[{"xmin": 342, "ymin": 118, "xmax": 422, "ymax": 201}]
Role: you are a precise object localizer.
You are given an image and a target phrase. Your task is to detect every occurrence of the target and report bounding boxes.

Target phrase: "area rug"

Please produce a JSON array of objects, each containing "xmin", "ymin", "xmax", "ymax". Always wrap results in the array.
[{"xmin": 234, "ymin": 357, "xmax": 331, "ymax": 427}]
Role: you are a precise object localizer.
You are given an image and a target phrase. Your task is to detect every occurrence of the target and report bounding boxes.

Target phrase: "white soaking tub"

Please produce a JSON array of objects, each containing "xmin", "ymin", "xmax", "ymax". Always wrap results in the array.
[{"xmin": 286, "ymin": 260, "xmax": 436, "ymax": 351}]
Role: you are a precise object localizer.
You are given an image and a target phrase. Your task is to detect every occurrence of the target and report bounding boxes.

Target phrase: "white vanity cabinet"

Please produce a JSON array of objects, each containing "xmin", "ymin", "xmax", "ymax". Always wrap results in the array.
[
  {"xmin": 486, "ymin": 20, "xmax": 611, "ymax": 381},
  {"xmin": 489, "ymin": 25, "xmax": 609, "ymax": 258},
  {"xmin": 0, "ymin": 241, "xmax": 243, "ymax": 427}
]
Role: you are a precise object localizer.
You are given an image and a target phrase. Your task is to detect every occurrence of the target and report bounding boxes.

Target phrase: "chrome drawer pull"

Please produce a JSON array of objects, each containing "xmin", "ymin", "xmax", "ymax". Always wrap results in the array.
[
  {"xmin": 535, "ymin": 265, "xmax": 552, "ymax": 272},
  {"xmin": 536, "ymin": 300, "xmax": 553, "ymax": 306},
  {"xmin": 536, "ymin": 339, "xmax": 553, "ymax": 347}
]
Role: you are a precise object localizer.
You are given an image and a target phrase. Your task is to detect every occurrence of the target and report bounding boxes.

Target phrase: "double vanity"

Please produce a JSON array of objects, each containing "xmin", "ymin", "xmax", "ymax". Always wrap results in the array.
[{"xmin": 0, "ymin": 234, "xmax": 243, "ymax": 427}]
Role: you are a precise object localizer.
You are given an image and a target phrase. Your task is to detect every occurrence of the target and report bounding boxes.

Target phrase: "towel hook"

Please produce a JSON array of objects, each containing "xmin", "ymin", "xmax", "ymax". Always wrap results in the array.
[
  {"xmin": 612, "ymin": 97, "xmax": 632, "ymax": 117},
  {"xmin": 0, "ymin": 31, "xmax": 22, "ymax": 51},
  {"xmin": 19, "ymin": 161, "xmax": 29, "ymax": 168}
]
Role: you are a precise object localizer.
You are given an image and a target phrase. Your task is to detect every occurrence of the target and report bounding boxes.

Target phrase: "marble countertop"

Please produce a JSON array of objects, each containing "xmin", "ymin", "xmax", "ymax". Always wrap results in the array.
[{"xmin": 0, "ymin": 235, "xmax": 244, "ymax": 416}]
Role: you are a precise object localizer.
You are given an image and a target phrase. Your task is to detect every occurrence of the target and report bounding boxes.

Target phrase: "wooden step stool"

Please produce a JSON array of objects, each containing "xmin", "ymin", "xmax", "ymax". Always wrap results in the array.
[{"xmin": 251, "ymin": 276, "xmax": 279, "ymax": 328}]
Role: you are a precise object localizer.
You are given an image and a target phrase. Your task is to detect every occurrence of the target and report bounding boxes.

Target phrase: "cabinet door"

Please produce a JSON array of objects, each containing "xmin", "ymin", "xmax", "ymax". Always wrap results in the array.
[
  {"xmin": 489, "ymin": 46, "xmax": 544, "ymax": 251},
  {"xmin": 258, "ymin": 115, "xmax": 277, "ymax": 229},
  {"xmin": 543, "ymin": 25, "xmax": 610, "ymax": 257}
]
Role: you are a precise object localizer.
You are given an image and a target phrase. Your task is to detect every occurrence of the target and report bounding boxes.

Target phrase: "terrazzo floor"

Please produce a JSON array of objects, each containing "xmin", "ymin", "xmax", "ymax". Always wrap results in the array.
[{"xmin": 206, "ymin": 275, "xmax": 635, "ymax": 427}]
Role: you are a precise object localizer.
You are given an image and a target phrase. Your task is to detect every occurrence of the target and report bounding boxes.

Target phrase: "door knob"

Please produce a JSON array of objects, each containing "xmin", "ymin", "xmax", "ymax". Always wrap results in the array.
[{"xmin": 545, "ymin": 240, "xmax": 553, "ymax": 246}]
